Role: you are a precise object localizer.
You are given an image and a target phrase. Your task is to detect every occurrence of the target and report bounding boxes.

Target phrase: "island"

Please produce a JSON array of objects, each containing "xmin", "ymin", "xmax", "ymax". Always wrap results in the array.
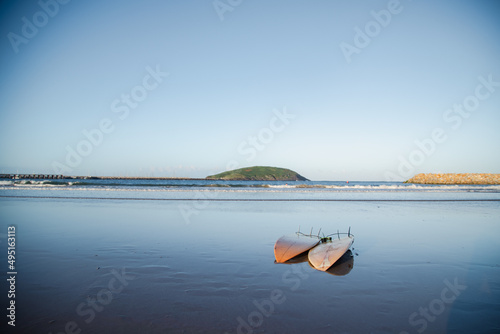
[
  {"xmin": 405, "ymin": 173, "xmax": 500, "ymax": 185},
  {"xmin": 206, "ymin": 166, "xmax": 309, "ymax": 181}
]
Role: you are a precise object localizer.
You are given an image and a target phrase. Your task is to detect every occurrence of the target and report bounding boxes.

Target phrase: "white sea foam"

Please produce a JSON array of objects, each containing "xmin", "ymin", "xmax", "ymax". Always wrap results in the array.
[
  {"xmin": 1, "ymin": 185, "xmax": 499, "ymax": 193},
  {"xmin": 1, "ymin": 180, "xmax": 499, "ymax": 193},
  {"xmin": 268, "ymin": 184, "xmax": 296, "ymax": 189},
  {"xmin": 323, "ymin": 184, "xmax": 462, "ymax": 190},
  {"xmin": 11, "ymin": 180, "xmax": 67, "ymax": 187}
]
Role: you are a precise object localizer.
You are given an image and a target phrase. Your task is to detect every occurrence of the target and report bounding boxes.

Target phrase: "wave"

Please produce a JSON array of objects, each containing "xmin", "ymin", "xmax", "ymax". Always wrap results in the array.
[
  {"xmin": 9, "ymin": 180, "xmax": 69, "ymax": 187},
  {"xmin": 1, "ymin": 181, "xmax": 272, "ymax": 188},
  {"xmin": 259, "ymin": 184, "xmax": 500, "ymax": 191},
  {"xmin": 1, "ymin": 179, "xmax": 499, "ymax": 192},
  {"xmin": 0, "ymin": 181, "xmax": 14, "ymax": 186}
]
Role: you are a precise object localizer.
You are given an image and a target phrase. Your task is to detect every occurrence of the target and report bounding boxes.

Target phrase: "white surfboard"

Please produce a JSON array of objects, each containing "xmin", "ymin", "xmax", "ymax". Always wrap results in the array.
[
  {"xmin": 308, "ymin": 235, "xmax": 354, "ymax": 271},
  {"xmin": 274, "ymin": 234, "xmax": 320, "ymax": 263}
]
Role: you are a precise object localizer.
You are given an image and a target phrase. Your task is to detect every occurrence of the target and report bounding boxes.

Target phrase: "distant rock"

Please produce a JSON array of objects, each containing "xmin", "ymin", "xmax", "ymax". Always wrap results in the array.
[
  {"xmin": 206, "ymin": 166, "xmax": 309, "ymax": 181},
  {"xmin": 405, "ymin": 173, "xmax": 500, "ymax": 185}
]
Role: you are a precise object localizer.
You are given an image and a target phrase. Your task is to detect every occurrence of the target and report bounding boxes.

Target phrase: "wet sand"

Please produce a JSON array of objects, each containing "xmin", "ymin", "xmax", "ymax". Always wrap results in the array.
[{"xmin": 1, "ymin": 198, "xmax": 499, "ymax": 333}]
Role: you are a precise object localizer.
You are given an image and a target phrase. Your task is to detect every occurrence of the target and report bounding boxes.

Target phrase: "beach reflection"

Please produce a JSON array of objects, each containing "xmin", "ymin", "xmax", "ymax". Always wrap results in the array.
[
  {"xmin": 324, "ymin": 250, "xmax": 354, "ymax": 276},
  {"xmin": 278, "ymin": 252, "xmax": 309, "ymax": 264},
  {"xmin": 277, "ymin": 249, "xmax": 354, "ymax": 276}
]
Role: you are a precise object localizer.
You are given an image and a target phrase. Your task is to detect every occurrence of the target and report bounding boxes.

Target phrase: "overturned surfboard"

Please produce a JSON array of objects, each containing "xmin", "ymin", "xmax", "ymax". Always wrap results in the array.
[
  {"xmin": 274, "ymin": 234, "xmax": 320, "ymax": 263},
  {"xmin": 308, "ymin": 235, "xmax": 354, "ymax": 271}
]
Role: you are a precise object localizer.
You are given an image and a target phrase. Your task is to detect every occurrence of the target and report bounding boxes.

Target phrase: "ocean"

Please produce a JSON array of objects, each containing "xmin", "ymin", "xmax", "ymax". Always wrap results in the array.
[
  {"xmin": 1, "ymin": 178, "xmax": 499, "ymax": 333},
  {"xmin": 1, "ymin": 178, "xmax": 500, "ymax": 200}
]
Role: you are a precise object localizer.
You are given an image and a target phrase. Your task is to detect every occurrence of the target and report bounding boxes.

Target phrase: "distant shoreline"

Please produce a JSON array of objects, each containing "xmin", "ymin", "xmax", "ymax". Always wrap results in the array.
[
  {"xmin": 0, "ymin": 174, "xmax": 206, "ymax": 180},
  {"xmin": 71, "ymin": 176, "xmax": 208, "ymax": 180},
  {"xmin": 0, "ymin": 174, "xmax": 304, "ymax": 181},
  {"xmin": 2, "ymin": 173, "xmax": 500, "ymax": 184}
]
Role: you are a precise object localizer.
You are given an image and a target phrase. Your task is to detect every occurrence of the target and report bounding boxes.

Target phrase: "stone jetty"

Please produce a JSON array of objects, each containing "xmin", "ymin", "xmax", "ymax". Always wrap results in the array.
[
  {"xmin": 0, "ymin": 174, "xmax": 65, "ymax": 179},
  {"xmin": 405, "ymin": 173, "xmax": 500, "ymax": 185}
]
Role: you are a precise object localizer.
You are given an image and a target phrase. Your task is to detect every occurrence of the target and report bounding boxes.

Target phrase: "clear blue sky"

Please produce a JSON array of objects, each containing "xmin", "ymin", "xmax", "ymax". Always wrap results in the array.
[{"xmin": 1, "ymin": 0, "xmax": 499, "ymax": 180}]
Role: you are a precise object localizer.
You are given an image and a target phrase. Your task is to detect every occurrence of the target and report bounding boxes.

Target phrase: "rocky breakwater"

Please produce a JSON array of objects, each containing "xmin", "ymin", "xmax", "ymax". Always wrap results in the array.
[{"xmin": 405, "ymin": 173, "xmax": 500, "ymax": 185}]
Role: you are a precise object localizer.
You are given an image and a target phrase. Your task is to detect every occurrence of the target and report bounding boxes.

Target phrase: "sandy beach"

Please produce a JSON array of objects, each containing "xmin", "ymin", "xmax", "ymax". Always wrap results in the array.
[
  {"xmin": 2, "ymin": 1, "xmax": 499, "ymax": 333},
  {"xmin": 1, "ymin": 191, "xmax": 499, "ymax": 333}
]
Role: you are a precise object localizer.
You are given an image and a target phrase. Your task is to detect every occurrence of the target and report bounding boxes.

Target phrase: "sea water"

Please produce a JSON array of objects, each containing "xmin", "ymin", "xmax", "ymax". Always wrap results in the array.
[
  {"xmin": 0, "ymin": 179, "xmax": 499, "ymax": 333},
  {"xmin": 1, "ymin": 178, "xmax": 500, "ymax": 200}
]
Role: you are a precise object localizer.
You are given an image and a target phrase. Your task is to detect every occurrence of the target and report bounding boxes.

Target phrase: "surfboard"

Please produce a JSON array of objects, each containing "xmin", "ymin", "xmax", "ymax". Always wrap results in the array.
[
  {"xmin": 308, "ymin": 235, "xmax": 354, "ymax": 271},
  {"xmin": 274, "ymin": 234, "xmax": 320, "ymax": 263}
]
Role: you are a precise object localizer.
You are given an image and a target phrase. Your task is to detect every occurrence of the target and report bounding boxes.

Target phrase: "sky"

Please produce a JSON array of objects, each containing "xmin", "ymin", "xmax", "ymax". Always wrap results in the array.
[{"xmin": 0, "ymin": 0, "xmax": 499, "ymax": 181}]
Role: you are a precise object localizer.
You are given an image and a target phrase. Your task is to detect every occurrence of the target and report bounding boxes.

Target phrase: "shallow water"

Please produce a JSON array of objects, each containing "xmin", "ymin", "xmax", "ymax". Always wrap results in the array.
[{"xmin": 0, "ymin": 185, "xmax": 499, "ymax": 333}]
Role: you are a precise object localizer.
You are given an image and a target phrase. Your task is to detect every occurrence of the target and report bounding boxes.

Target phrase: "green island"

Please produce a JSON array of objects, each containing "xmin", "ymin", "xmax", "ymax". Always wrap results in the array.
[{"xmin": 206, "ymin": 166, "xmax": 309, "ymax": 181}]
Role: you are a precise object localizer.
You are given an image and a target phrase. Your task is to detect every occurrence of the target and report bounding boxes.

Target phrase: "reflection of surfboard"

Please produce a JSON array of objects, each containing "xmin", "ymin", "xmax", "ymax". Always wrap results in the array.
[
  {"xmin": 308, "ymin": 236, "xmax": 354, "ymax": 271},
  {"xmin": 274, "ymin": 234, "xmax": 320, "ymax": 263},
  {"xmin": 325, "ymin": 250, "xmax": 354, "ymax": 276}
]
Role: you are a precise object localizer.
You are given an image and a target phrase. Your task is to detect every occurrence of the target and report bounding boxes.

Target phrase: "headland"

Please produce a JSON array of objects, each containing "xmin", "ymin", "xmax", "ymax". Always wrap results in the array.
[
  {"xmin": 405, "ymin": 173, "xmax": 500, "ymax": 185},
  {"xmin": 206, "ymin": 166, "xmax": 309, "ymax": 181}
]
